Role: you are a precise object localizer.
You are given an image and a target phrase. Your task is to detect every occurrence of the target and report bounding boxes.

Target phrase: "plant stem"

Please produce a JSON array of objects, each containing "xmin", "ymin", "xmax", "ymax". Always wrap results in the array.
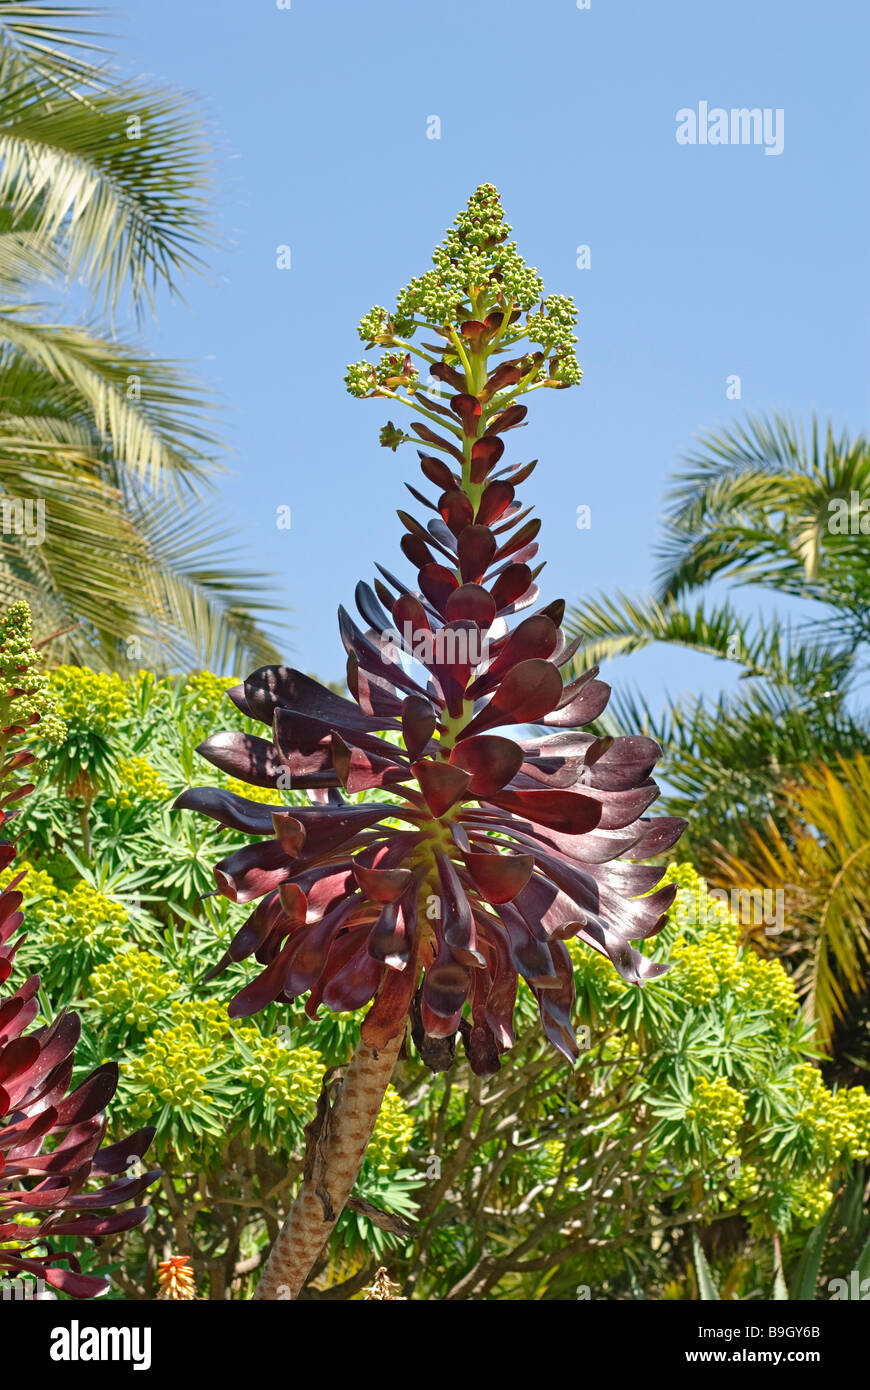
[
  {"xmin": 78, "ymin": 802, "xmax": 92, "ymax": 861},
  {"xmin": 252, "ymin": 1026, "xmax": 405, "ymax": 1301}
]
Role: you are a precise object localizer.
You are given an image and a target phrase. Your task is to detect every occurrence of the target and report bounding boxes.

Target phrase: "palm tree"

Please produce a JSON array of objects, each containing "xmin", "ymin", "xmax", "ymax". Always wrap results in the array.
[
  {"xmin": 656, "ymin": 415, "xmax": 870, "ymax": 644},
  {"xmin": 710, "ymin": 755, "xmax": 870, "ymax": 1053},
  {"xmin": 565, "ymin": 412, "xmax": 870, "ymax": 1046},
  {"xmin": 0, "ymin": 2, "xmax": 280, "ymax": 669},
  {"xmin": 570, "ymin": 589, "xmax": 869, "ymax": 861},
  {"xmin": 566, "ymin": 414, "xmax": 870, "ymax": 858}
]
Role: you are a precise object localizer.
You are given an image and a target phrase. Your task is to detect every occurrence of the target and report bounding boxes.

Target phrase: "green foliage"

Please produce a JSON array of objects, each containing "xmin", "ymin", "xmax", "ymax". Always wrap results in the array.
[
  {"xmin": 565, "ymin": 864, "xmax": 868, "ymax": 1241},
  {"xmin": 657, "ymin": 415, "xmax": 870, "ymax": 642},
  {"xmin": 14, "ymin": 659, "xmax": 868, "ymax": 1300},
  {"xmin": 12, "ymin": 663, "xmax": 419, "ymax": 1297},
  {"xmin": 712, "ymin": 754, "xmax": 870, "ymax": 1047},
  {"xmin": 692, "ymin": 1172, "xmax": 870, "ymax": 1302},
  {"xmin": 0, "ymin": 863, "xmax": 128, "ymax": 993}
]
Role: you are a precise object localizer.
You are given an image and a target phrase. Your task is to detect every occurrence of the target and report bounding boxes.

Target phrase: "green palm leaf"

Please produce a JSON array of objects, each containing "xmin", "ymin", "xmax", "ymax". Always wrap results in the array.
[
  {"xmin": 0, "ymin": 3, "xmax": 110, "ymax": 83},
  {"xmin": 0, "ymin": 7, "xmax": 279, "ymax": 666},
  {"xmin": 656, "ymin": 414, "xmax": 870, "ymax": 645},
  {"xmin": 0, "ymin": 311, "xmax": 222, "ymax": 492},
  {"xmin": 0, "ymin": 7, "xmax": 214, "ymax": 317},
  {"xmin": 566, "ymin": 590, "xmax": 855, "ymax": 700},
  {"xmin": 711, "ymin": 756, "xmax": 870, "ymax": 1042}
]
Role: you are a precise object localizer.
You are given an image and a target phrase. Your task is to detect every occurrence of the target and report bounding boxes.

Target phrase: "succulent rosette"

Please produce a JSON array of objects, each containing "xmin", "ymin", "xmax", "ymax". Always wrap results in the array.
[
  {"xmin": 177, "ymin": 186, "xmax": 685, "ymax": 1077},
  {"xmin": 0, "ymin": 601, "xmax": 158, "ymax": 1297}
]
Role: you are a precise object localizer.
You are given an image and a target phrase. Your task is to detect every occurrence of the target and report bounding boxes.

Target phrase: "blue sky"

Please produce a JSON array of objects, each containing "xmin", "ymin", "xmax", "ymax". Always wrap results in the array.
[{"xmin": 117, "ymin": 0, "xmax": 869, "ymax": 702}]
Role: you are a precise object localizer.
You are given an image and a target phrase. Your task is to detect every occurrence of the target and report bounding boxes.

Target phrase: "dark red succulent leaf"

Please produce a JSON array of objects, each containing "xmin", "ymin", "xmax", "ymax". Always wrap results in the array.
[
  {"xmin": 428, "ymin": 362, "xmax": 465, "ymax": 393},
  {"xmin": 401, "ymin": 695, "xmax": 437, "ymax": 760},
  {"xmin": 461, "ymin": 659, "xmax": 564, "ymax": 739},
  {"xmin": 347, "ymin": 654, "xmax": 406, "ymax": 719},
  {"xmin": 459, "ymin": 319, "xmax": 489, "ymax": 346},
  {"xmin": 399, "ymin": 509, "xmax": 456, "ymax": 565},
  {"xmin": 480, "ymin": 362, "xmax": 524, "ymax": 403},
  {"xmin": 412, "ymin": 760, "xmax": 472, "ymax": 817},
  {"xmin": 457, "ymin": 525, "xmax": 496, "ymax": 584},
  {"xmin": 401, "ymin": 534, "xmax": 436, "ymax": 569},
  {"xmin": 426, "ymin": 514, "xmax": 460, "ymax": 555},
  {"xmin": 491, "ymin": 503, "xmax": 532, "ymax": 536},
  {"xmin": 475, "ymin": 480, "xmax": 515, "ymax": 526},
  {"xmin": 419, "ymin": 452, "xmax": 459, "ymax": 491},
  {"xmin": 543, "ymin": 677, "xmax": 611, "ymax": 727},
  {"xmin": 435, "ymin": 853, "xmax": 484, "ymax": 966},
  {"xmin": 450, "ymin": 393, "xmax": 483, "ymax": 438},
  {"xmin": 353, "ymin": 863, "xmax": 413, "ymax": 904},
  {"xmin": 418, "ymin": 562, "xmax": 459, "ymax": 613},
  {"xmin": 195, "ymin": 730, "xmax": 285, "ymax": 788},
  {"xmin": 466, "ymin": 614, "xmax": 560, "ymax": 699},
  {"xmin": 464, "ymin": 851, "xmax": 534, "ymax": 904},
  {"xmin": 449, "ymin": 735, "xmax": 523, "ymax": 796},
  {"xmin": 410, "ymin": 422, "xmax": 465, "ymax": 464},
  {"xmin": 444, "ymin": 584, "xmax": 496, "ymax": 628},
  {"xmin": 492, "ymin": 516, "xmax": 542, "ymax": 564},
  {"xmin": 485, "ymin": 403, "xmax": 528, "ymax": 435},
  {"xmin": 536, "ymin": 598, "xmax": 567, "ymax": 628},
  {"xmin": 331, "ymin": 736, "xmax": 412, "ymax": 793},
  {"xmin": 354, "ymin": 580, "xmax": 393, "ymax": 633},
  {"xmin": 490, "ymin": 563, "xmax": 533, "ymax": 613},
  {"xmin": 469, "ymin": 435, "xmax": 504, "ymax": 482},
  {"xmin": 495, "ymin": 458, "xmax": 538, "ymax": 487},
  {"xmin": 438, "ymin": 490, "xmax": 475, "ymax": 536}
]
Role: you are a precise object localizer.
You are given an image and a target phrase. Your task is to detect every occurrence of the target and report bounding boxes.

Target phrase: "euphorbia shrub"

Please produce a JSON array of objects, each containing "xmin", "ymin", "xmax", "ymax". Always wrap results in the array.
[
  {"xmin": 177, "ymin": 186, "xmax": 686, "ymax": 1299},
  {"xmin": 2, "ymin": 663, "xmax": 420, "ymax": 1297},
  {"xmin": 0, "ymin": 603, "xmax": 158, "ymax": 1298}
]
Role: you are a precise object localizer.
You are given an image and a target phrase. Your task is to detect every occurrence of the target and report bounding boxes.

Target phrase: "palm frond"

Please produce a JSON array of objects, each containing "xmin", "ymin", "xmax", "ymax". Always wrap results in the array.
[
  {"xmin": 0, "ymin": 415, "xmax": 151, "ymax": 657},
  {"xmin": 0, "ymin": 209, "xmax": 65, "ymax": 288},
  {"xmin": 710, "ymin": 755, "xmax": 870, "ymax": 1044},
  {"xmin": 0, "ymin": 3, "xmax": 110, "ymax": 84},
  {"xmin": 0, "ymin": 24, "xmax": 214, "ymax": 315},
  {"xmin": 566, "ymin": 589, "xmax": 855, "ymax": 698},
  {"xmin": 655, "ymin": 414, "xmax": 870, "ymax": 644},
  {"xmin": 0, "ymin": 310, "xmax": 221, "ymax": 492},
  {"xmin": 600, "ymin": 677, "xmax": 870, "ymax": 864},
  {"xmin": 0, "ymin": 7, "xmax": 281, "ymax": 670},
  {"xmin": 128, "ymin": 497, "xmax": 285, "ymax": 673}
]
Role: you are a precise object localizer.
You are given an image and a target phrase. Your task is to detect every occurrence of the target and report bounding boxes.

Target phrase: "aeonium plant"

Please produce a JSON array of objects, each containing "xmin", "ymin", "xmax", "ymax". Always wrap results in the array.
[
  {"xmin": 176, "ymin": 185, "xmax": 686, "ymax": 1300},
  {"xmin": 0, "ymin": 602, "xmax": 159, "ymax": 1297}
]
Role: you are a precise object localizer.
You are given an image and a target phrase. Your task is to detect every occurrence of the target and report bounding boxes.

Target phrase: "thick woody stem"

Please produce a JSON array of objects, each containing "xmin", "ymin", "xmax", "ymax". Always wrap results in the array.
[{"xmin": 252, "ymin": 1027, "xmax": 405, "ymax": 1301}]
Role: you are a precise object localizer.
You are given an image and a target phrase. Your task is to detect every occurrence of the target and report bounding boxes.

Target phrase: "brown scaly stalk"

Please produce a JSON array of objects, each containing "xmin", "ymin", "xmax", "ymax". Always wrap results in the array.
[{"xmin": 253, "ymin": 1028, "xmax": 404, "ymax": 1300}]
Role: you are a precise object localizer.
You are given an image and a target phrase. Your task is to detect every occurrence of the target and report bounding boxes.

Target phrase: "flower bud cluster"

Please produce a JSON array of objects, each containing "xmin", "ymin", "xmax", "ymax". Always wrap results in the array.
[{"xmin": 0, "ymin": 601, "xmax": 65, "ymax": 741}]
